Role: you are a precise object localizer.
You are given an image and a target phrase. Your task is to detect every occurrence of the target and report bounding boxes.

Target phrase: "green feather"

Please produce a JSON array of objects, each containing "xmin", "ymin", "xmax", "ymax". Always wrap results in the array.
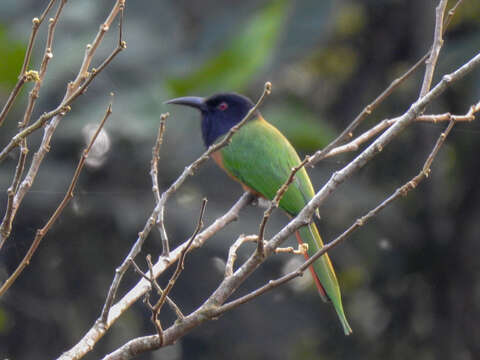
[{"xmin": 220, "ymin": 116, "xmax": 352, "ymax": 335}]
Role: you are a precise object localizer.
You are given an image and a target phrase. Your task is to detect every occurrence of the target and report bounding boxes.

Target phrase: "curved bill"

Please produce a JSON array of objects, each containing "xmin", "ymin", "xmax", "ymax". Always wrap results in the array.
[{"xmin": 164, "ymin": 96, "xmax": 207, "ymax": 111}]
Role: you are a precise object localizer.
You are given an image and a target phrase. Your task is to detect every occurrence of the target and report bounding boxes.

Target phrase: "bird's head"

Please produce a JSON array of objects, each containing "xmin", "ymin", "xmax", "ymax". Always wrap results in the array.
[{"xmin": 166, "ymin": 92, "xmax": 255, "ymax": 147}]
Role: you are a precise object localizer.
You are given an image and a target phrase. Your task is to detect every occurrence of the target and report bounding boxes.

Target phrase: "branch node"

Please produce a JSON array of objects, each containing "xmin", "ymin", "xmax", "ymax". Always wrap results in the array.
[
  {"xmin": 264, "ymin": 81, "xmax": 272, "ymax": 94},
  {"xmin": 24, "ymin": 70, "xmax": 40, "ymax": 82}
]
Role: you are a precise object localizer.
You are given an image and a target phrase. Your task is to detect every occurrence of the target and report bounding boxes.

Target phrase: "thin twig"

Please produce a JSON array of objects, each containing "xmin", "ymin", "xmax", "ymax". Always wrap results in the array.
[
  {"xmin": 129, "ymin": 257, "xmax": 184, "ymax": 320},
  {"xmin": 0, "ymin": 98, "xmax": 113, "ymax": 297},
  {"xmin": 419, "ymin": 0, "xmax": 448, "ymax": 98},
  {"xmin": 0, "ymin": 1, "xmax": 126, "ymax": 164},
  {"xmin": 152, "ymin": 199, "xmax": 207, "ymax": 344},
  {"xmin": 19, "ymin": 0, "xmax": 67, "ymax": 129},
  {"xmin": 0, "ymin": 0, "xmax": 67, "ymax": 249},
  {"xmin": 99, "ymin": 82, "xmax": 269, "ymax": 325},
  {"xmin": 307, "ymin": 0, "xmax": 463, "ymax": 167},
  {"xmin": 0, "ymin": 145, "xmax": 27, "ymax": 249},
  {"xmin": 274, "ymin": 243, "xmax": 308, "ymax": 255},
  {"xmin": 225, "ymin": 235, "xmax": 258, "ymax": 277},
  {"xmin": 150, "ymin": 113, "xmax": 170, "ymax": 255},
  {"xmin": 323, "ymin": 104, "xmax": 479, "ymax": 159},
  {"xmin": 257, "ymin": 156, "xmax": 310, "ymax": 255},
  {"xmin": 100, "ymin": 48, "xmax": 480, "ymax": 360},
  {"xmin": 0, "ymin": 0, "xmax": 57, "ymax": 127},
  {"xmin": 0, "ymin": 1, "xmax": 126, "ymax": 249},
  {"xmin": 59, "ymin": 192, "xmax": 253, "ymax": 360},
  {"xmin": 155, "ymin": 81, "xmax": 272, "ymax": 256},
  {"xmin": 215, "ymin": 116, "xmax": 458, "ymax": 315}
]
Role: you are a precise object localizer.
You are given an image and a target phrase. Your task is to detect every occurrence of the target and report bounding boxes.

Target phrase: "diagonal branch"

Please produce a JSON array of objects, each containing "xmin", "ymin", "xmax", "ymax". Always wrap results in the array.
[
  {"xmin": 58, "ymin": 192, "xmax": 253, "ymax": 360},
  {"xmin": 418, "ymin": 0, "xmax": 449, "ymax": 98},
  {"xmin": 155, "ymin": 81, "xmax": 272, "ymax": 257},
  {"xmin": 150, "ymin": 113, "xmax": 170, "ymax": 255},
  {"xmin": 0, "ymin": 0, "xmax": 58, "ymax": 127},
  {"xmin": 103, "ymin": 50, "xmax": 480, "ymax": 360},
  {"xmin": 215, "ymin": 117, "xmax": 456, "ymax": 314},
  {"xmin": 99, "ymin": 82, "xmax": 270, "ymax": 326},
  {"xmin": 0, "ymin": 0, "xmax": 126, "ymax": 249},
  {"xmin": 323, "ymin": 103, "xmax": 479, "ymax": 159},
  {"xmin": 151, "ymin": 199, "xmax": 207, "ymax": 345},
  {"xmin": 0, "ymin": 98, "xmax": 114, "ymax": 297},
  {"xmin": 307, "ymin": 0, "xmax": 463, "ymax": 167}
]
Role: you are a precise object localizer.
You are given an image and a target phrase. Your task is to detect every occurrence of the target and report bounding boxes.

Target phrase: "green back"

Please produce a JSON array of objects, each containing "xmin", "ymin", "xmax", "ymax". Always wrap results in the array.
[
  {"xmin": 220, "ymin": 117, "xmax": 314, "ymax": 215},
  {"xmin": 220, "ymin": 116, "xmax": 352, "ymax": 335}
]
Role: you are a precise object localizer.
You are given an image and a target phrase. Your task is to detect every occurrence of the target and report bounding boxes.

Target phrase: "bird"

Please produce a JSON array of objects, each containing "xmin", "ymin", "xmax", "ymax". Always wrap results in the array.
[{"xmin": 166, "ymin": 92, "xmax": 352, "ymax": 335}]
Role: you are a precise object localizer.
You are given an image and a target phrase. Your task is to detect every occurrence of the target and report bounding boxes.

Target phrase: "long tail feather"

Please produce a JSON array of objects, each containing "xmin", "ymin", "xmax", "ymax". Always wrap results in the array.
[
  {"xmin": 295, "ymin": 231, "xmax": 328, "ymax": 302},
  {"xmin": 297, "ymin": 222, "xmax": 352, "ymax": 335}
]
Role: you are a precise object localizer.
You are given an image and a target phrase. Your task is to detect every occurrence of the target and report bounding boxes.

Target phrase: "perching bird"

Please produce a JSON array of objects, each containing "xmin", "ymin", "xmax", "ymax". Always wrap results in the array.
[{"xmin": 166, "ymin": 92, "xmax": 352, "ymax": 335}]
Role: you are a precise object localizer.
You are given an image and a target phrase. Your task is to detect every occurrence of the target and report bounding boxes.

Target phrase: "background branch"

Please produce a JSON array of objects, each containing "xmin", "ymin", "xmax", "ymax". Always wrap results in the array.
[
  {"xmin": 0, "ymin": 98, "xmax": 113, "ymax": 297},
  {"xmin": 100, "ymin": 49, "xmax": 480, "ymax": 359},
  {"xmin": 2, "ymin": 1, "xmax": 478, "ymax": 359},
  {"xmin": 0, "ymin": 0, "xmax": 126, "ymax": 254}
]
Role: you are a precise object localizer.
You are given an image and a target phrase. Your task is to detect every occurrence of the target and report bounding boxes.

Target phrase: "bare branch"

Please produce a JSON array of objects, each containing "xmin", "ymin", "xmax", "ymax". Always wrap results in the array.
[
  {"xmin": 98, "ymin": 82, "xmax": 269, "ymax": 325},
  {"xmin": 0, "ymin": 0, "xmax": 126, "ymax": 249},
  {"xmin": 419, "ymin": 0, "xmax": 448, "ymax": 98},
  {"xmin": 307, "ymin": 0, "xmax": 463, "ymax": 167},
  {"xmin": 151, "ymin": 199, "xmax": 207, "ymax": 344},
  {"xmin": 150, "ymin": 113, "xmax": 170, "ymax": 255},
  {"xmin": 274, "ymin": 243, "xmax": 308, "ymax": 255},
  {"xmin": 155, "ymin": 81, "xmax": 272, "ymax": 257},
  {"xmin": 225, "ymin": 235, "xmax": 258, "ymax": 277},
  {"xmin": 0, "ymin": 0, "xmax": 58, "ymax": 127},
  {"xmin": 60, "ymin": 192, "xmax": 253, "ymax": 360},
  {"xmin": 215, "ymin": 117, "xmax": 457, "ymax": 313},
  {"xmin": 323, "ymin": 103, "xmax": 479, "ymax": 159},
  {"xmin": 0, "ymin": 0, "xmax": 67, "ymax": 246},
  {"xmin": 0, "ymin": 1, "xmax": 126, "ymax": 164},
  {"xmin": 19, "ymin": 0, "xmax": 67, "ymax": 129},
  {"xmin": 257, "ymin": 156, "xmax": 310, "ymax": 255},
  {"xmin": 0, "ymin": 98, "xmax": 113, "ymax": 297},
  {"xmin": 129, "ymin": 257, "xmax": 184, "ymax": 321}
]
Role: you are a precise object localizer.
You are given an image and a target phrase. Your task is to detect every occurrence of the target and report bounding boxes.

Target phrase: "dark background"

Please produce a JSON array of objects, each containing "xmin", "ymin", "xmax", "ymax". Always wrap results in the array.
[{"xmin": 1, "ymin": 0, "xmax": 480, "ymax": 359}]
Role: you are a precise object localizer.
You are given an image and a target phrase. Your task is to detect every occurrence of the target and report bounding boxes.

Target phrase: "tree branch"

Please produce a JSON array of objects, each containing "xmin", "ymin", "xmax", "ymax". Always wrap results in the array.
[
  {"xmin": 0, "ymin": 0, "xmax": 58, "ymax": 127},
  {"xmin": 419, "ymin": 0, "xmax": 448, "ymax": 98},
  {"xmin": 0, "ymin": 0, "xmax": 126, "ymax": 251},
  {"xmin": 58, "ymin": 192, "xmax": 253, "ymax": 360},
  {"xmin": 100, "ymin": 51, "xmax": 480, "ymax": 359},
  {"xmin": 0, "ymin": 98, "xmax": 113, "ymax": 297}
]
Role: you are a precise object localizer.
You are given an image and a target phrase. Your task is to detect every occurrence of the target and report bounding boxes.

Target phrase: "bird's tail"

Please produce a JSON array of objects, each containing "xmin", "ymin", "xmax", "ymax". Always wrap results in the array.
[{"xmin": 296, "ymin": 222, "xmax": 352, "ymax": 335}]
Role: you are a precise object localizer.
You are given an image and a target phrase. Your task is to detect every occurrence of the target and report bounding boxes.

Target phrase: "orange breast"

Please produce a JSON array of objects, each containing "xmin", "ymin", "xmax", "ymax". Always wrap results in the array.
[{"xmin": 211, "ymin": 150, "xmax": 264, "ymax": 198}]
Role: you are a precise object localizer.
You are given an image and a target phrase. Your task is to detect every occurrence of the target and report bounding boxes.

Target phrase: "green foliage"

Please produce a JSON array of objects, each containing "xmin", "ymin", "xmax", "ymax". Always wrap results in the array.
[
  {"xmin": 0, "ymin": 25, "xmax": 25, "ymax": 89},
  {"xmin": 265, "ymin": 104, "xmax": 336, "ymax": 152},
  {"xmin": 334, "ymin": 2, "xmax": 366, "ymax": 37},
  {"xmin": 448, "ymin": 1, "xmax": 480, "ymax": 28},
  {"xmin": 308, "ymin": 45, "xmax": 358, "ymax": 82},
  {"xmin": 0, "ymin": 307, "xmax": 9, "ymax": 334},
  {"xmin": 167, "ymin": 0, "xmax": 288, "ymax": 95}
]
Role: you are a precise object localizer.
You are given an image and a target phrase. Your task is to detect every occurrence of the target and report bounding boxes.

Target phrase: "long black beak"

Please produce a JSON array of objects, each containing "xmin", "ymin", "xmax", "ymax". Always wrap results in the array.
[{"xmin": 164, "ymin": 96, "xmax": 207, "ymax": 111}]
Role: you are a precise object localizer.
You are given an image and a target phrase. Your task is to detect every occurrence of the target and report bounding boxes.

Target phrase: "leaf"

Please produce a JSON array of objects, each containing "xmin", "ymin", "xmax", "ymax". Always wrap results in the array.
[
  {"xmin": 0, "ymin": 25, "xmax": 26, "ymax": 89},
  {"xmin": 167, "ymin": 0, "xmax": 288, "ymax": 95}
]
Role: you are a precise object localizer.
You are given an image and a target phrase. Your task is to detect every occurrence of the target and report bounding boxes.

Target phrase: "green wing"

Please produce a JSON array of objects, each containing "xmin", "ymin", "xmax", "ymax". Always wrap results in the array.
[
  {"xmin": 220, "ymin": 116, "xmax": 352, "ymax": 335},
  {"xmin": 220, "ymin": 116, "xmax": 314, "ymax": 215}
]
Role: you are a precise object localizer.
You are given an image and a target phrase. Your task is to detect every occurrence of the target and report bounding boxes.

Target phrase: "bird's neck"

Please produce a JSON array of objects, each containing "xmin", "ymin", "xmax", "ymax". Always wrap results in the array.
[{"xmin": 201, "ymin": 112, "xmax": 263, "ymax": 148}]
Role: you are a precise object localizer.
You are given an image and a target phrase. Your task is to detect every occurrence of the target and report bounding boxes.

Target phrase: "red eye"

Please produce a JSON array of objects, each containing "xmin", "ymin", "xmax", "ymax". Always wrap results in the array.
[{"xmin": 217, "ymin": 102, "xmax": 228, "ymax": 111}]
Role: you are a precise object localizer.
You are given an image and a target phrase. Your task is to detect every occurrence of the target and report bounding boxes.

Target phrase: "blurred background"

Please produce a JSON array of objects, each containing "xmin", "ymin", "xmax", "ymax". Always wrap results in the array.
[{"xmin": 1, "ymin": 0, "xmax": 480, "ymax": 359}]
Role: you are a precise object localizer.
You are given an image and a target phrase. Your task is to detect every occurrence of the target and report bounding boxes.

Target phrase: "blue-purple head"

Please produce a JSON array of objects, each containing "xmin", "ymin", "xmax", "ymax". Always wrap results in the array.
[{"xmin": 166, "ymin": 92, "xmax": 255, "ymax": 147}]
